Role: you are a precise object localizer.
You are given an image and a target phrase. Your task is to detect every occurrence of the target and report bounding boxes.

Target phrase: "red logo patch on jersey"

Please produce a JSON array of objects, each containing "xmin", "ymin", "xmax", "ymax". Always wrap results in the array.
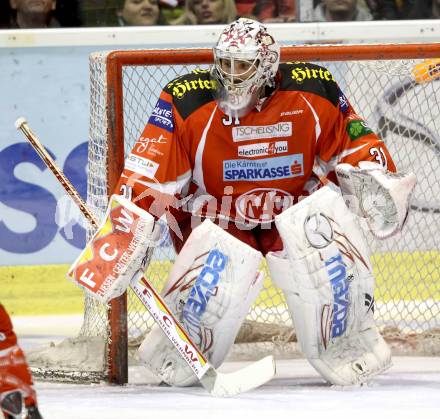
[
  {"xmin": 291, "ymin": 160, "xmax": 303, "ymax": 175},
  {"xmin": 236, "ymin": 188, "xmax": 293, "ymax": 224}
]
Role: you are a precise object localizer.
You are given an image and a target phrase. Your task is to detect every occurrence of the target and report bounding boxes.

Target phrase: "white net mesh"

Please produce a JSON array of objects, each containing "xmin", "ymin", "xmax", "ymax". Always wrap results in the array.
[{"xmin": 29, "ymin": 47, "xmax": 440, "ymax": 382}]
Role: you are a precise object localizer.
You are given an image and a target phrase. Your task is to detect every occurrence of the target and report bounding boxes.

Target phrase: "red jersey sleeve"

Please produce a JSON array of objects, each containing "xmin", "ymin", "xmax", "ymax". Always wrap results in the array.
[
  {"xmin": 115, "ymin": 90, "xmax": 191, "ymax": 218},
  {"xmin": 316, "ymin": 83, "xmax": 396, "ymax": 184},
  {"xmin": 0, "ymin": 304, "xmax": 17, "ymax": 350}
]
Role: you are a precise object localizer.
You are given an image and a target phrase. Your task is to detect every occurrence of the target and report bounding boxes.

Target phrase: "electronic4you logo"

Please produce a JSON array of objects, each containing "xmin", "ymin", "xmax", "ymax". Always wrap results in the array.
[{"xmin": 237, "ymin": 141, "xmax": 288, "ymax": 158}]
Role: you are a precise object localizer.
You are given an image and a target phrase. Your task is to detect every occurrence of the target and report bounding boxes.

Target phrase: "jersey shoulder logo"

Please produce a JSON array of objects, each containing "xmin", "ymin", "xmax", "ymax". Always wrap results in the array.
[
  {"xmin": 148, "ymin": 98, "xmax": 174, "ymax": 133},
  {"xmin": 346, "ymin": 115, "xmax": 373, "ymax": 141},
  {"xmin": 279, "ymin": 62, "xmax": 339, "ymax": 107},
  {"xmin": 164, "ymin": 70, "xmax": 216, "ymax": 120}
]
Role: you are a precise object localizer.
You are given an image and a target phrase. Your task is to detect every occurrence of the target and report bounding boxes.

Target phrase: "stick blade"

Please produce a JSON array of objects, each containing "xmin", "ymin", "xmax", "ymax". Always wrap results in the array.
[{"xmin": 201, "ymin": 356, "xmax": 276, "ymax": 397}]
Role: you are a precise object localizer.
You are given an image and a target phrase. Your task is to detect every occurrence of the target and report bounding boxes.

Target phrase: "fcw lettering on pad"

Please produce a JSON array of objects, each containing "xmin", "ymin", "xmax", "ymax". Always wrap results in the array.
[
  {"xmin": 79, "ymin": 269, "xmax": 96, "ymax": 288},
  {"xmin": 114, "ymin": 208, "xmax": 134, "ymax": 233},
  {"xmin": 238, "ymin": 141, "xmax": 288, "ymax": 157},
  {"xmin": 99, "ymin": 243, "xmax": 118, "ymax": 261},
  {"xmin": 72, "ymin": 202, "xmax": 149, "ymax": 300},
  {"xmin": 232, "ymin": 122, "xmax": 292, "ymax": 142}
]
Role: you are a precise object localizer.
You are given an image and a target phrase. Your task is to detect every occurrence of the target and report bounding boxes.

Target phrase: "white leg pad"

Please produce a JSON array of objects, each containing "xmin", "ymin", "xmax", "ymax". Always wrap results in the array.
[
  {"xmin": 273, "ymin": 186, "xmax": 392, "ymax": 385},
  {"xmin": 139, "ymin": 219, "xmax": 264, "ymax": 386}
]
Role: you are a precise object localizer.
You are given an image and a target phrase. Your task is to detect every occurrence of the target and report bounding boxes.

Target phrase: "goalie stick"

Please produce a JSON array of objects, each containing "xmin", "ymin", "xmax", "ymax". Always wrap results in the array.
[{"xmin": 15, "ymin": 117, "xmax": 275, "ymax": 397}]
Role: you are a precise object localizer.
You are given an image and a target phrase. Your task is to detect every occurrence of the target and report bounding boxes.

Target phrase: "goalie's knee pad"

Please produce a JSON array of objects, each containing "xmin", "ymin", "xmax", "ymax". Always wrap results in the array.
[
  {"xmin": 139, "ymin": 219, "xmax": 264, "ymax": 386},
  {"xmin": 273, "ymin": 186, "xmax": 391, "ymax": 385}
]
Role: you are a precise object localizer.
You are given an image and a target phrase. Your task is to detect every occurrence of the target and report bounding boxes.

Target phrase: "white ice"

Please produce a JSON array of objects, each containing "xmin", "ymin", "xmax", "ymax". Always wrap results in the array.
[{"xmin": 12, "ymin": 315, "xmax": 440, "ymax": 419}]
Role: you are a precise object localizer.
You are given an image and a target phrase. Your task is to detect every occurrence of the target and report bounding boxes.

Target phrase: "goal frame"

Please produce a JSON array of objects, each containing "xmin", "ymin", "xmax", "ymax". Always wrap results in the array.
[{"xmin": 99, "ymin": 43, "xmax": 440, "ymax": 384}]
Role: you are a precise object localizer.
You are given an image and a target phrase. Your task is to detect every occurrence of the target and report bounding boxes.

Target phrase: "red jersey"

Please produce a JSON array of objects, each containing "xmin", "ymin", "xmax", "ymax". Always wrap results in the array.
[
  {"xmin": 116, "ymin": 62, "xmax": 395, "ymax": 228},
  {"xmin": 0, "ymin": 304, "xmax": 17, "ymax": 350},
  {"xmin": 0, "ymin": 304, "xmax": 39, "ymax": 412}
]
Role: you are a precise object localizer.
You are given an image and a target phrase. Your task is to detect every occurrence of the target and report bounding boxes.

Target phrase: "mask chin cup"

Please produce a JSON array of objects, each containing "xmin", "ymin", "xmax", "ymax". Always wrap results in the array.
[
  {"xmin": 211, "ymin": 67, "xmax": 261, "ymax": 118},
  {"xmin": 217, "ymin": 92, "xmax": 259, "ymax": 118}
]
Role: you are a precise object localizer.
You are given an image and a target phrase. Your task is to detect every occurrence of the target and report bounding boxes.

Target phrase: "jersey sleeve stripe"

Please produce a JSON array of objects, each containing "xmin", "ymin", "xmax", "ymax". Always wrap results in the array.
[
  {"xmin": 120, "ymin": 171, "xmax": 191, "ymax": 195},
  {"xmin": 301, "ymin": 94, "xmax": 322, "ymax": 143}
]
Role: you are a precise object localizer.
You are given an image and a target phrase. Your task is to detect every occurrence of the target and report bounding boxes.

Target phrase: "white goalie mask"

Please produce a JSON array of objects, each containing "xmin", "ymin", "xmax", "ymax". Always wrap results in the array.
[{"xmin": 211, "ymin": 18, "xmax": 280, "ymax": 118}]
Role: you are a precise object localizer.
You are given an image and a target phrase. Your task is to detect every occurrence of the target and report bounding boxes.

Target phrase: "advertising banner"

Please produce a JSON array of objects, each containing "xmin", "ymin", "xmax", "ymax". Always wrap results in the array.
[{"xmin": 0, "ymin": 47, "xmax": 92, "ymax": 265}]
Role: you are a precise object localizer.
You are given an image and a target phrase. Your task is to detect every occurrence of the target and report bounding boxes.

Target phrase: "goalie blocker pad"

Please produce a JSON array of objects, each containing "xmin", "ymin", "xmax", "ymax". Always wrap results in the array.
[
  {"xmin": 273, "ymin": 186, "xmax": 391, "ymax": 386},
  {"xmin": 138, "ymin": 219, "xmax": 264, "ymax": 387},
  {"xmin": 67, "ymin": 194, "xmax": 158, "ymax": 303}
]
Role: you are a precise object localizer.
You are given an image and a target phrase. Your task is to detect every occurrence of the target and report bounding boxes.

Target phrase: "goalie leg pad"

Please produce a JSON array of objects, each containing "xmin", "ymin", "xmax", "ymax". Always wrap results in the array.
[
  {"xmin": 273, "ymin": 186, "xmax": 391, "ymax": 385},
  {"xmin": 67, "ymin": 194, "xmax": 158, "ymax": 303},
  {"xmin": 139, "ymin": 219, "xmax": 264, "ymax": 386}
]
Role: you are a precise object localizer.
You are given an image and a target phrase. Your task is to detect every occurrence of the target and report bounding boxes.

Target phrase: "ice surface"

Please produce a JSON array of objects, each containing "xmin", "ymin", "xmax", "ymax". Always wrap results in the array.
[
  {"xmin": 32, "ymin": 358, "xmax": 440, "ymax": 419},
  {"xmin": 12, "ymin": 315, "xmax": 440, "ymax": 419}
]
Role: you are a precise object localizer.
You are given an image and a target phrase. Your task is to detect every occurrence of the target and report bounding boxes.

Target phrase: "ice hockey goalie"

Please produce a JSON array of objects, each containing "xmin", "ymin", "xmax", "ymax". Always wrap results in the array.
[{"xmin": 68, "ymin": 18, "xmax": 416, "ymax": 388}]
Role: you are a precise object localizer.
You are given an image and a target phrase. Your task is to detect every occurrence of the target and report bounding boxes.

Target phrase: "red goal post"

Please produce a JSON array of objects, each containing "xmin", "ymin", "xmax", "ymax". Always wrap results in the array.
[{"xmin": 29, "ymin": 43, "xmax": 440, "ymax": 385}]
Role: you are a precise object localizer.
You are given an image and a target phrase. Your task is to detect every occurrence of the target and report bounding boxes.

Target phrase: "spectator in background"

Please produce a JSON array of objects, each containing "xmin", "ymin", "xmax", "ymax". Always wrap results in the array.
[
  {"xmin": 234, "ymin": 0, "xmax": 256, "ymax": 18},
  {"xmin": 160, "ymin": 0, "xmax": 186, "ymax": 23},
  {"xmin": 238, "ymin": 0, "xmax": 296, "ymax": 22},
  {"xmin": 80, "ymin": 0, "xmax": 119, "ymax": 26},
  {"xmin": 406, "ymin": 0, "xmax": 440, "ymax": 18},
  {"xmin": 54, "ymin": 0, "xmax": 81, "ymax": 26},
  {"xmin": 9, "ymin": 0, "xmax": 60, "ymax": 28},
  {"xmin": 365, "ymin": 0, "xmax": 440, "ymax": 20},
  {"xmin": 364, "ymin": 0, "xmax": 415, "ymax": 19},
  {"xmin": 0, "ymin": 2, "xmax": 11, "ymax": 28},
  {"xmin": 365, "ymin": 1, "xmax": 395, "ymax": 19},
  {"xmin": 312, "ymin": 0, "xmax": 373, "ymax": 21},
  {"xmin": 116, "ymin": 0, "xmax": 166, "ymax": 25},
  {"xmin": 171, "ymin": 0, "xmax": 236, "ymax": 25}
]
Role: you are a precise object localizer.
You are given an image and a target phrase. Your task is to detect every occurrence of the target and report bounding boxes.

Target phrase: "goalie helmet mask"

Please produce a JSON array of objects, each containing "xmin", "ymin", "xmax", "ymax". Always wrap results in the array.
[{"xmin": 211, "ymin": 18, "xmax": 280, "ymax": 118}]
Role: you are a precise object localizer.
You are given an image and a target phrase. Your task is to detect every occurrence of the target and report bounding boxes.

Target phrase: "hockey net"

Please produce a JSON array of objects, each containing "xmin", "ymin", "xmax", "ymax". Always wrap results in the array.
[{"xmin": 28, "ymin": 45, "xmax": 440, "ymax": 383}]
